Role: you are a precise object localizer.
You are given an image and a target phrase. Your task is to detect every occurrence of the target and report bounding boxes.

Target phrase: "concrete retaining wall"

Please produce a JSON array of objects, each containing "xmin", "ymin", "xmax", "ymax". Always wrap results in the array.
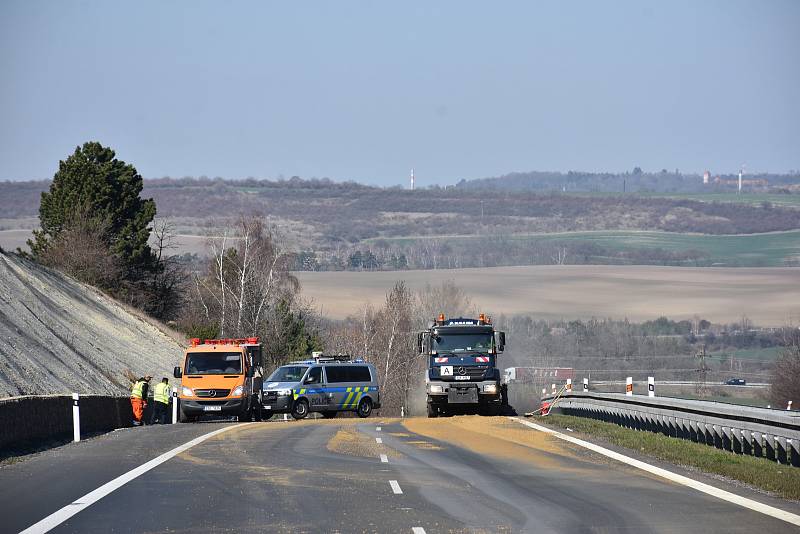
[{"xmin": 0, "ymin": 395, "xmax": 165, "ymax": 453}]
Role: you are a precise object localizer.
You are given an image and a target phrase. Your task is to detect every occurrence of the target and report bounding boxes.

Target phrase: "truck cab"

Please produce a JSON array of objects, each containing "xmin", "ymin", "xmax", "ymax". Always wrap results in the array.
[
  {"xmin": 418, "ymin": 314, "xmax": 506, "ymax": 417},
  {"xmin": 173, "ymin": 337, "xmax": 263, "ymax": 422}
]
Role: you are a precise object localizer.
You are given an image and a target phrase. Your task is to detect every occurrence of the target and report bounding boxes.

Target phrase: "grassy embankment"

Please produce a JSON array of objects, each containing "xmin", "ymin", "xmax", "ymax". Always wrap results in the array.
[{"xmin": 537, "ymin": 413, "xmax": 800, "ymax": 500}]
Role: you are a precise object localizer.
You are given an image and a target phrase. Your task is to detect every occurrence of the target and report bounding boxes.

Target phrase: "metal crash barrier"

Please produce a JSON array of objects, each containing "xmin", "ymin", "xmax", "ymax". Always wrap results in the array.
[{"xmin": 541, "ymin": 391, "xmax": 800, "ymax": 468}]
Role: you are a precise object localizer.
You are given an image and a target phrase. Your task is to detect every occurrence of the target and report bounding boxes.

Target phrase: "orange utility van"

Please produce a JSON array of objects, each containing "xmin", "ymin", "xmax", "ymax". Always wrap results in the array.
[{"xmin": 173, "ymin": 337, "xmax": 263, "ymax": 422}]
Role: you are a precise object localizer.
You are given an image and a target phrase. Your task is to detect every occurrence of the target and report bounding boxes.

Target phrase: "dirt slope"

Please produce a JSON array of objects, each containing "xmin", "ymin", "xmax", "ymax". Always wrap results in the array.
[{"xmin": 0, "ymin": 252, "xmax": 183, "ymax": 397}]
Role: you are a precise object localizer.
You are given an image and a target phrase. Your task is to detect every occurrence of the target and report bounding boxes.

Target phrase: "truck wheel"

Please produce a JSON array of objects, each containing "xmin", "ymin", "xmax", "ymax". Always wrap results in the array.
[
  {"xmin": 321, "ymin": 411, "xmax": 338, "ymax": 419},
  {"xmin": 426, "ymin": 403, "xmax": 438, "ymax": 418},
  {"xmin": 356, "ymin": 398, "xmax": 373, "ymax": 418},
  {"xmin": 237, "ymin": 410, "xmax": 251, "ymax": 422},
  {"xmin": 291, "ymin": 399, "xmax": 309, "ymax": 420},
  {"xmin": 179, "ymin": 408, "xmax": 191, "ymax": 423}
]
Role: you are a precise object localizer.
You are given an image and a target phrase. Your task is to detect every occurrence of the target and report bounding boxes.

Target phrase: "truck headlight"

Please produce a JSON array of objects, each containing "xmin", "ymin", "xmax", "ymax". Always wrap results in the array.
[
  {"xmin": 430, "ymin": 385, "xmax": 444, "ymax": 393},
  {"xmin": 276, "ymin": 389, "xmax": 292, "ymax": 396},
  {"xmin": 483, "ymin": 384, "xmax": 498, "ymax": 394},
  {"xmin": 181, "ymin": 386, "xmax": 193, "ymax": 397},
  {"xmin": 231, "ymin": 385, "xmax": 244, "ymax": 397}
]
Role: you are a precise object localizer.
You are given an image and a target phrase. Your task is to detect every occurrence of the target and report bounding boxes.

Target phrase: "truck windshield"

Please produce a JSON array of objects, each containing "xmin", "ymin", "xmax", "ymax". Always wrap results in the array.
[
  {"xmin": 433, "ymin": 333, "xmax": 493, "ymax": 353},
  {"xmin": 185, "ymin": 352, "xmax": 242, "ymax": 375},
  {"xmin": 267, "ymin": 366, "xmax": 309, "ymax": 382}
]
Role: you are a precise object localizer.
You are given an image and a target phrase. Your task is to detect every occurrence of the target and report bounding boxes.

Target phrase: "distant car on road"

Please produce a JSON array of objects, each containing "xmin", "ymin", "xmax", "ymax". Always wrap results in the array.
[{"xmin": 725, "ymin": 378, "xmax": 746, "ymax": 386}]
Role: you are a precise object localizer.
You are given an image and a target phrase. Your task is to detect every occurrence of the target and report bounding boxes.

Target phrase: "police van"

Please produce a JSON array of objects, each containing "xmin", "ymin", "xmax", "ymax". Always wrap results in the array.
[{"xmin": 261, "ymin": 354, "xmax": 380, "ymax": 419}]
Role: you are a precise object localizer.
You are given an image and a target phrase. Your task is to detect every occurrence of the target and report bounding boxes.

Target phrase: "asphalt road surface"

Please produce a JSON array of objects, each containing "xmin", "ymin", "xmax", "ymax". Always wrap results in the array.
[{"xmin": 3, "ymin": 415, "xmax": 800, "ymax": 533}]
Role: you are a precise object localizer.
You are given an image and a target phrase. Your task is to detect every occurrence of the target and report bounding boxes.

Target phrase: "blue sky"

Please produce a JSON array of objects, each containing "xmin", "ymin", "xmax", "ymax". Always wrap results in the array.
[{"xmin": 1, "ymin": 1, "xmax": 798, "ymax": 185}]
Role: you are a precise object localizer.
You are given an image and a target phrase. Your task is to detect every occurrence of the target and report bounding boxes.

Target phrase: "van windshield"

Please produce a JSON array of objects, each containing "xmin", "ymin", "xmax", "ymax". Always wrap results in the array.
[
  {"xmin": 185, "ymin": 352, "xmax": 242, "ymax": 375},
  {"xmin": 268, "ymin": 366, "xmax": 309, "ymax": 382}
]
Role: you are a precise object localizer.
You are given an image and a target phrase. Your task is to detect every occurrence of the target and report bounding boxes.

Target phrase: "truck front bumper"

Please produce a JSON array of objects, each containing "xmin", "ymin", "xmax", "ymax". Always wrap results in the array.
[
  {"xmin": 180, "ymin": 397, "xmax": 246, "ymax": 415},
  {"xmin": 427, "ymin": 381, "xmax": 501, "ymax": 405}
]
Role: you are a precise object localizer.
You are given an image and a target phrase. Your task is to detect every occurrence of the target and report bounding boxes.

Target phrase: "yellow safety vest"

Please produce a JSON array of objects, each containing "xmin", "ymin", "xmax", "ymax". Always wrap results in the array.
[
  {"xmin": 131, "ymin": 380, "xmax": 145, "ymax": 399},
  {"xmin": 153, "ymin": 382, "xmax": 170, "ymax": 404}
]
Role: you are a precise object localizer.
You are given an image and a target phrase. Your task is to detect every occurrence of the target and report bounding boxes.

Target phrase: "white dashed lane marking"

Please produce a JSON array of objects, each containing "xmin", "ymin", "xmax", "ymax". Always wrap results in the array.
[
  {"xmin": 376, "ymin": 426, "xmax": 382, "ymax": 431},
  {"xmin": 389, "ymin": 480, "xmax": 403, "ymax": 494},
  {"xmin": 411, "ymin": 528, "xmax": 426, "ymax": 534},
  {"xmin": 380, "ymin": 454, "xmax": 389, "ymax": 463},
  {"xmin": 376, "ymin": 437, "xmax": 383, "ymax": 444}
]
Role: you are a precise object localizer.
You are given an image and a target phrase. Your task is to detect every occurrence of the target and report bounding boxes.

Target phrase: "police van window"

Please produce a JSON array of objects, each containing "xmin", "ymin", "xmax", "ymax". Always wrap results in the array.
[
  {"xmin": 305, "ymin": 366, "xmax": 322, "ymax": 384},
  {"xmin": 348, "ymin": 366, "xmax": 371, "ymax": 382},
  {"xmin": 267, "ymin": 365, "xmax": 308, "ymax": 382},
  {"xmin": 326, "ymin": 366, "xmax": 346, "ymax": 383}
]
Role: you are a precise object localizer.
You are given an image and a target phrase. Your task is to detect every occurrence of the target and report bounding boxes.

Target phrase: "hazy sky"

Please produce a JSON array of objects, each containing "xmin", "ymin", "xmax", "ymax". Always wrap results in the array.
[{"xmin": 1, "ymin": 1, "xmax": 798, "ymax": 186}]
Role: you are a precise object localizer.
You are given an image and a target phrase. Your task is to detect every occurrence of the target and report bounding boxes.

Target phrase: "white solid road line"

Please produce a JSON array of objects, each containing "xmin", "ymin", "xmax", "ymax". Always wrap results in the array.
[
  {"xmin": 376, "ymin": 437, "xmax": 383, "ymax": 444},
  {"xmin": 380, "ymin": 454, "xmax": 389, "ymax": 463},
  {"xmin": 411, "ymin": 528, "xmax": 427, "ymax": 534},
  {"xmin": 20, "ymin": 424, "xmax": 251, "ymax": 534},
  {"xmin": 511, "ymin": 417, "xmax": 800, "ymax": 527},
  {"xmin": 389, "ymin": 480, "xmax": 403, "ymax": 494}
]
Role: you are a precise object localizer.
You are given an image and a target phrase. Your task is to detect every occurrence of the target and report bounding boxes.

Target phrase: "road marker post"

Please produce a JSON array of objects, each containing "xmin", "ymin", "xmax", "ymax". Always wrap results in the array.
[
  {"xmin": 788, "ymin": 401, "xmax": 793, "ymax": 411},
  {"xmin": 566, "ymin": 378, "xmax": 572, "ymax": 392},
  {"xmin": 551, "ymin": 383, "xmax": 556, "ymax": 394},
  {"xmin": 172, "ymin": 388, "xmax": 178, "ymax": 424},
  {"xmin": 72, "ymin": 393, "xmax": 80, "ymax": 442},
  {"xmin": 625, "ymin": 377, "xmax": 633, "ymax": 396},
  {"xmin": 583, "ymin": 378, "xmax": 588, "ymax": 392},
  {"xmin": 648, "ymin": 376, "xmax": 655, "ymax": 397}
]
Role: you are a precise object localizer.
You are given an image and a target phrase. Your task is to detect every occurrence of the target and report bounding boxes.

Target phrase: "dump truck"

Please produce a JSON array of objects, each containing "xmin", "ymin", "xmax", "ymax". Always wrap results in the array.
[
  {"xmin": 173, "ymin": 337, "xmax": 263, "ymax": 422},
  {"xmin": 418, "ymin": 314, "xmax": 506, "ymax": 417}
]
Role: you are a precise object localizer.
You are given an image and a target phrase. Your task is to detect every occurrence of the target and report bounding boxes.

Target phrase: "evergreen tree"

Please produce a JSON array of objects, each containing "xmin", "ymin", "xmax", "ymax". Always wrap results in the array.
[{"xmin": 30, "ymin": 142, "xmax": 156, "ymax": 277}]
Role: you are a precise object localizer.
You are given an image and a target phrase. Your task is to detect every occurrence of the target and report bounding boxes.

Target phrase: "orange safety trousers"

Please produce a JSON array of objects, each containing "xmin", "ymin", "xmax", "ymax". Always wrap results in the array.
[{"xmin": 131, "ymin": 397, "xmax": 144, "ymax": 422}]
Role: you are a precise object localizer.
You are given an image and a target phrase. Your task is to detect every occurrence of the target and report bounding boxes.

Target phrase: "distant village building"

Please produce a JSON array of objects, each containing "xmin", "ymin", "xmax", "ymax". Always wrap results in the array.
[{"xmin": 703, "ymin": 170, "xmax": 710, "ymax": 184}]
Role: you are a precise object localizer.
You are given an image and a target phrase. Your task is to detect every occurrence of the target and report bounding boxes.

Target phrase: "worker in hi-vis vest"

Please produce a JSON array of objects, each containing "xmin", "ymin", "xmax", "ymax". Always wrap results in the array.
[
  {"xmin": 130, "ymin": 375, "xmax": 152, "ymax": 426},
  {"xmin": 150, "ymin": 378, "xmax": 171, "ymax": 425}
]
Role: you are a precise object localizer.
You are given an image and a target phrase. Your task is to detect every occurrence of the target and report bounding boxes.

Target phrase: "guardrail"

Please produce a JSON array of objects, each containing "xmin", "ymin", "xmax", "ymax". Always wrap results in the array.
[
  {"xmin": 542, "ymin": 391, "xmax": 800, "ymax": 467},
  {"xmin": 0, "ymin": 394, "xmax": 166, "ymax": 454}
]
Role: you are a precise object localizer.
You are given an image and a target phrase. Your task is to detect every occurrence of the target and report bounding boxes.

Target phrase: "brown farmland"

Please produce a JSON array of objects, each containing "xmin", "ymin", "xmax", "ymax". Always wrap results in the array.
[{"xmin": 296, "ymin": 265, "xmax": 800, "ymax": 325}]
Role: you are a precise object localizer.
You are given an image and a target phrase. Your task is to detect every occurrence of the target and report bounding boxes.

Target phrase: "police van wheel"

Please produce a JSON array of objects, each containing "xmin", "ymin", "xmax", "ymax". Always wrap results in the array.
[
  {"xmin": 321, "ymin": 411, "xmax": 338, "ymax": 419},
  {"xmin": 426, "ymin": 404, "xmax": 438, "ymax": 418},
  {"xmin": 291, "ymin": 399, "xmax": 309, "ymax": 420},
  {"xmin": 356, "ymin": 398, "xmax": 373, "ymax": 418}
]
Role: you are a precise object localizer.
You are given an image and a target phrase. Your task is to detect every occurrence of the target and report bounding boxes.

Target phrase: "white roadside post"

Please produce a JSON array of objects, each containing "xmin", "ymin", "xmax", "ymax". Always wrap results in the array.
[
  {"xmin": 788, "ymin": 401, "xmax": 793, "ymax": 411},
  {"xmin": 172, "ymin": 387, "xmax": 178, "ymax": 424},
  {"xmin": 648, "ymin": 376, "xmax": 655, "ymax": 397},
  {"xmin": 72, "ymin": 393, "xmax": 81, "ymax": 442},
  {"xmin": 541, "ymin": 388, "xmax": 546, "ymax": 397},
  {"xmin": 625, "ymin": 377, "xmax": 633, "ymax": 396},
  {"xmin": 401, "ymin": 406, "xmax": 405, "ymax": 418},
  {"xmin": 566, "ymin": 378, "xmax": 572, "ymax": 392},
  {"xmin": 551, "ymin": 383, "xmax": 556, "ymax": 395},
  {"xmin": 583, "ymin": 378, "xmax": 589, "ymax": 392}
]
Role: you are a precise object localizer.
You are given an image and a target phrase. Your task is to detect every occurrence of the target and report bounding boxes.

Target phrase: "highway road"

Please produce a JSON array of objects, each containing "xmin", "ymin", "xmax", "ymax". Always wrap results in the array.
[{"xmin": 3, "ymin": 416, "xmax": 800, "ymax": 533}]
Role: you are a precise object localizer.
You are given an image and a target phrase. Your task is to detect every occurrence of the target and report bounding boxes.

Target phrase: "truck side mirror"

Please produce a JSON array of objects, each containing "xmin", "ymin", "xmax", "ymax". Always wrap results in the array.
[
  {"xmin": 173, "ymin": 366, "xmax": 182, "ymax": 379},
  {"xmin": 497, "ymin": 332, "xmax": 506, "ymax": 352}
]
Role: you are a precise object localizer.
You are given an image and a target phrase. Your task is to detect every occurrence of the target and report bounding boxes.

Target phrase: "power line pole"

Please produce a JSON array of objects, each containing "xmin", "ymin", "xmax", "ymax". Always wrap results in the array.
[{"xmin": 696, "ymin": 344, "xmax": 708, "ymax": 395}]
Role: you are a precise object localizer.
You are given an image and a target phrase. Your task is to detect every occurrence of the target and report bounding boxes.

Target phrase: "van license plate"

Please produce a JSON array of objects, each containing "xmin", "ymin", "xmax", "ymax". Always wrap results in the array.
[
  {"xmin": 203, "ymin": 405, "xmax": 222, "ymax": 412},
  {"xmin": 455, "ymin": 376, "xmax": 470, "ymax": 381}
]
